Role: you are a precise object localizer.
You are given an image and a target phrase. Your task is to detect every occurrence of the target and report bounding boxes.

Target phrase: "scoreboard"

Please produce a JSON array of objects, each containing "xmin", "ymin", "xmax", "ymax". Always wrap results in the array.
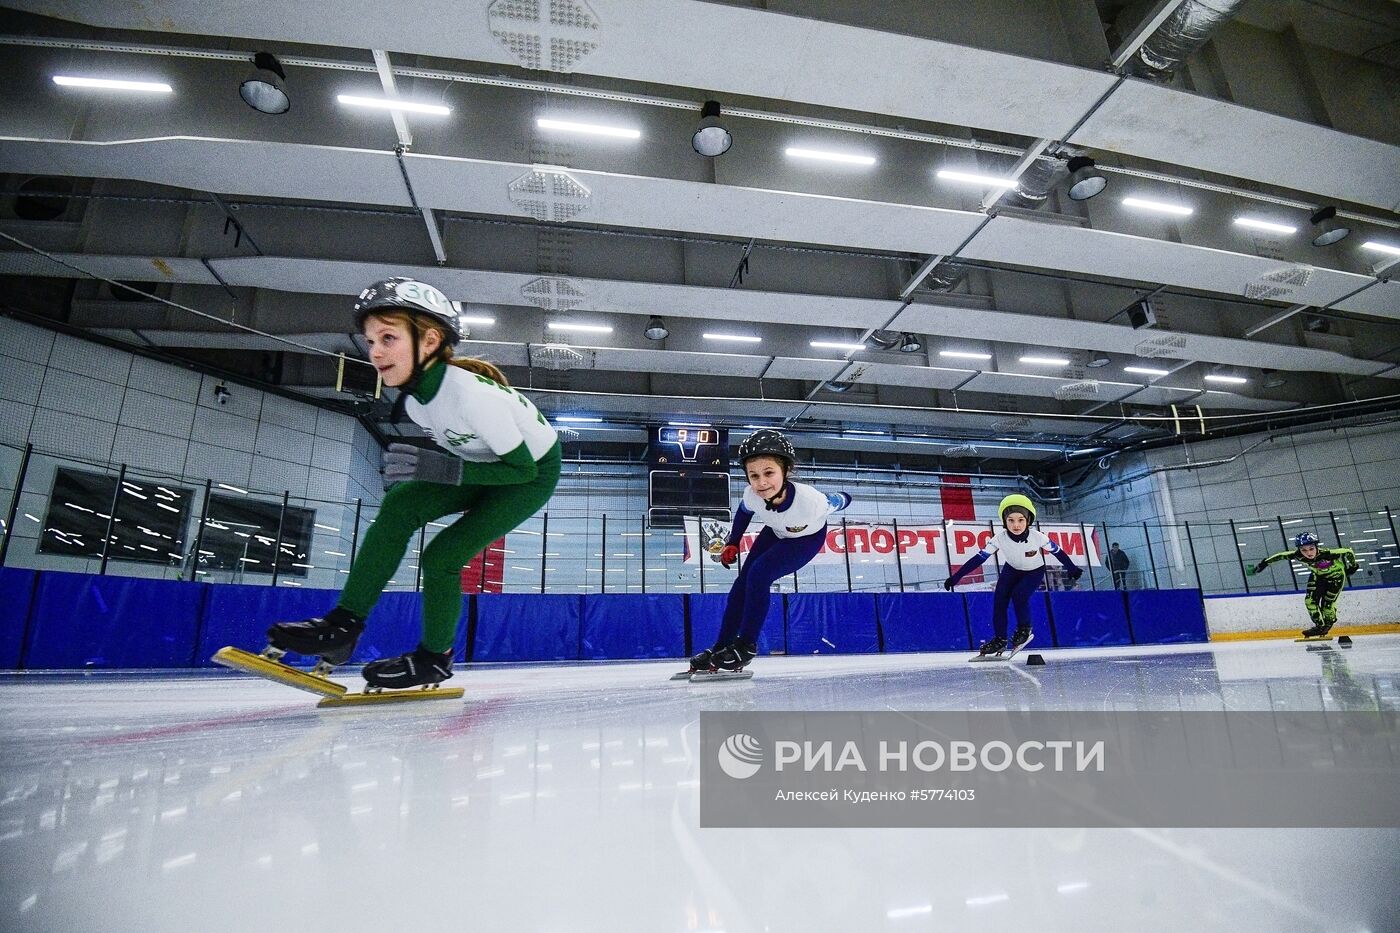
[
  {"xmin": 646, "ymin": 425, "xmax": 731, "ymax": 528},
  {"xmin": 647, "ymin": 425, "xmax": 729, "ymax": 467}
]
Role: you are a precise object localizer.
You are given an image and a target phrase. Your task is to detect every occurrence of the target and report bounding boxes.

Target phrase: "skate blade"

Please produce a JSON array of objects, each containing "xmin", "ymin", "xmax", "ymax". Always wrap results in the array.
[
  {"xmin": 969, "ymin": 654, "xmax": 1009, "ymax": 663},
  {"xmin": 670, "ymin": 670, "xmax": 698, "ymax": 681},
  {"xmin": 212, "ymin": 646, "xmax": 347, "ymax": 698},
  {"xmin": 689, "ymin": 670, "xmax": 753, "ymax": 682},
  {"xmin": 317, "ymin": 687, "xmax": 465, "ymax": 708},
  {"xmin": 1294, "ymin": 636, "xmax": 1334, "ymax": 642}
]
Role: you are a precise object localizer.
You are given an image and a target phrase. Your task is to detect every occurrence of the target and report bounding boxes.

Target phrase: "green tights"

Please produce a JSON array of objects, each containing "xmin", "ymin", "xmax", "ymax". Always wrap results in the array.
[{"xmin": 337, "ymin": 446, "xmax": 560, "ymax": 651}]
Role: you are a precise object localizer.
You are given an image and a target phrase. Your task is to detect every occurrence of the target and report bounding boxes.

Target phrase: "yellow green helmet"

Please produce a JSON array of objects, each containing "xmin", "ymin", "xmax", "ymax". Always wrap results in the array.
[{"xmin": 998, "ymin": 493, "xmax": 1036, "ymax": 524}]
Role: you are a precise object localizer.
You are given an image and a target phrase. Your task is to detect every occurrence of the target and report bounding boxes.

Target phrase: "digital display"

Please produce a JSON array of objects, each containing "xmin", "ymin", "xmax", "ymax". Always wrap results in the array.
[{"xmin": 647, "ymin": 425, "xmax": 729, "ymax": 467}]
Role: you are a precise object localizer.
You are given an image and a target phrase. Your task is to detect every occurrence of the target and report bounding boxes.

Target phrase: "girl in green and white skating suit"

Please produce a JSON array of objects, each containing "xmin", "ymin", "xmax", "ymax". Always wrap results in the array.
[{"xmin": 267, "ymin": 277, "xmax": 560, "ymax": 689}]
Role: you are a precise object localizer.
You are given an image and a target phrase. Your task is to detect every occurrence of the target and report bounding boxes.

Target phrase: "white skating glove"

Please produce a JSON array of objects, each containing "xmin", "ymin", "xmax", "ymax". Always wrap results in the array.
[{"xmin": 382, "ymin": 443, "xmax": 463, "ymax": 488}]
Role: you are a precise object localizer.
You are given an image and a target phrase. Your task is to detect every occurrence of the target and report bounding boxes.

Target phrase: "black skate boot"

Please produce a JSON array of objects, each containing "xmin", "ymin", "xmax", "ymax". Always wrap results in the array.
[
  {"xmin": 1299, "ymin": 621, "xmax": 1333, "ymax": 639},
  {"xmin": 692, "ymin": 646, "xmax": 723, "ymax": 671},
  {"xmin": 713, "ymin": 637, "xmax": 757, "ymax": 672},
  {"xmin": 975, "ymin": 635, "xmax": 1008, "ymax": 659},
  {"xmin": 672, "ymin": 646, "xmax": 722, "ymax": 680},
  {"xmin": 362, "ymin": 644, "xmax": 454, "ymax": 692},
  {"xmin": 265, "ymin": 607, "xmax": 364, "ymax": 674},
  {"xmin": 1009, "ymin": 626, "xmax": 1034, "ymax": 657}
]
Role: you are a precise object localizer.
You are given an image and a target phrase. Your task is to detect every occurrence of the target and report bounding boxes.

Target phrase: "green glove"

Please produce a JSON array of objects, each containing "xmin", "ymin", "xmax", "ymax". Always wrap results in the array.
[{"xmin": 1245, "ymin": 564, "xmax": 1260, "ymax": 576}]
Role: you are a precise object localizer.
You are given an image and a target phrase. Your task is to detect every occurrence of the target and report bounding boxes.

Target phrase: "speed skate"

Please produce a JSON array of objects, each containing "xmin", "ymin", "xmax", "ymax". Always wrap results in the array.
[
  {"xmin": 680, "ymin": 668, "xmax": 753, "ymax": 683},
  {"xmin": 212, "ymin": 646, "xmax": 464, "ymax": 707},
  {"xmin": 969, "ymin": 631, "xmax": 1034, "ymax": 663}
]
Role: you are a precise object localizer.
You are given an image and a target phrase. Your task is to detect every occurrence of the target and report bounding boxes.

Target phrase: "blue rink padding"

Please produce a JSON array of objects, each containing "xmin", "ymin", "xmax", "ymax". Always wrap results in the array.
[
  {"xmin": 200, "ymin": 586, "xmax": 452, "ymax": 665},
  {"xmin": 786, "ymin": 593, "xmax": 880, "ymax": 654},
  {"xmin": 688, "ymin": 592, "xmax": 784, "ymax": 656},
  {"xmin": 1049, "ymin": 591, "xmax": 1132, "ymax": 648},
  {"xmin": 1126, "ymin": 588, "xmax": 1208, "ymax": 643},
  {"xmin": 474, "ymin": 594, "xmax": 581, "ymax": 661},
  {"xmin": 875, "ymin": 592, "xmax": 971, "ymax": 652},
  {"xmin": 581, "ymin": 594, "xmax": 685, "ymax": 660},
  {"xmin": 0, "ymin": 568, "xmax": 37, "ymax": 668},
  {"xmin": 199, "ymin": 583, "xmax": 339, "ymax": 666},
  {"xmin": 965, "ymin": 589, "xmax": 1052, "ymax": 647},
  {"xmin": 25, "ymin": 571, "xmax": 207, "ymax": 668}
]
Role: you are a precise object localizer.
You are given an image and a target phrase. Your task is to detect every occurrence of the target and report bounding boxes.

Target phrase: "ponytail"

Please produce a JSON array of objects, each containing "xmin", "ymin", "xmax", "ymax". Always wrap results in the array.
[{"xmin": 446, "ymin": 355, "xmax": 509, "ymax": 386}]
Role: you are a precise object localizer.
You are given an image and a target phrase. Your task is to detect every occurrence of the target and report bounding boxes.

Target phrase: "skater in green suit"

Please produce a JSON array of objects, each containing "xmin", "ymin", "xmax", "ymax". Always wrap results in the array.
[
  {"xmin": 266, "ymin": 277, "xmax": 560, "ymax": 690},
  {"xmin": 1248, "ymin": 531, "xmax": 1357, "ymax": 638}
]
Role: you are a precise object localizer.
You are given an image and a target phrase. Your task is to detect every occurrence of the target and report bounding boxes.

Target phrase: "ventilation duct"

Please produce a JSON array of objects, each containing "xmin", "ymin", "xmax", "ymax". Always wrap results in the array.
[
  {"xmin": 1124, "ymin": 0, "xmax": 1248, "ymax": 82},
  {"xmin": 1004, "ymin": 155, "xmax": 1069, "ymax": 210}
]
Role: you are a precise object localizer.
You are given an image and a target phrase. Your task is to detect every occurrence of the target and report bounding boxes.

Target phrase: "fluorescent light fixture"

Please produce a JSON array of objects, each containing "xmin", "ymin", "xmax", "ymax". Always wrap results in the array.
[
  {"xmin": 556, "ymin": 416, "xmax": 603, "ymax": 423},
  {"xmin": 1361, "ymin": 241, "xmax": 1400, "ymax": 257},
  {"xmin": 337, "ymin": 94, "xmax": 450, "ymax": 116},
  {"xmin": 668, "ymin": 421, "xmax": 710, "ymax": 427},
  {"xmin": 216, "ymin": 483, "xmax": 248, "ymax": 494},
  {"xmin": 456, "ymin": 315, "xmax": 495, "ymax": 326},
  {"xmin": 1124, "ymin": 366, "xmax": 1170, "ymax": 376},
  {"xmin": 702, "ymin": 333, "xmax": 762, "ymax": 343},
  {"xmin": 936, "ymin": 169, "xmax": 1017, "ymax": 188},
  {"xmin": 1122, "ymin": 197, "xmax": 1192, "ymax": 216},
  {"xmin": 547, "ymin": 321, "xmax": 613, "ymax": 334},
  {"xmin": 810, "ymin": 340, "xmax": 866, "ymax": 351},
  {"xmin": 785, "ymin": 147, "xmax": 876, "ymax": 166},
  {"xmin": 1204, "ymin": 374, "xmax": 1248, "ymax": 384},
  {"xmin": 1281, "ymin": 519, "xmax": 1306, "ymax": 525},
  {"xmin": 846, "ymin": 430, "xmax": 888, "ymax": 435},
  {"xmin": 1057, "ymin": 882, "xmax": 1091, "ymax": 894},
  {"xmin": 1234, "ymin": 217, "xmax": 1297, "ymax": 235},
  {"xmin": 939, "ymin": 350, "xmax": 993, "ymax": 361},
  {"xmin": 1018, "ymin": 355, "xmax": 1070, "ymax": 366},
  {"xmin": 886, "ymin": 905, "xmax": 933, "ymax": 920},
  {"xmin": 537, "ymin": 117, "xmax": 640, "ymax": 139},
  {"xmin": 53, "ymin": 75, "xmax": 172, "ymax": 93}
]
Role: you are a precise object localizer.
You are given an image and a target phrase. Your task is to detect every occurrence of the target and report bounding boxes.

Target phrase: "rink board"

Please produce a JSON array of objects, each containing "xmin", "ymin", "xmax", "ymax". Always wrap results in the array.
[{"xmin": 2, "ymin": 568, "xmax": 1222, "ymax": 668}]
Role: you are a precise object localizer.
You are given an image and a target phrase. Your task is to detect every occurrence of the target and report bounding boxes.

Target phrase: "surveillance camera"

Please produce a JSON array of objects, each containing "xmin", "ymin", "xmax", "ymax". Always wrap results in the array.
[{"xmin": 214, "ymin": 382, "xmax": 231, "ymax": 405}]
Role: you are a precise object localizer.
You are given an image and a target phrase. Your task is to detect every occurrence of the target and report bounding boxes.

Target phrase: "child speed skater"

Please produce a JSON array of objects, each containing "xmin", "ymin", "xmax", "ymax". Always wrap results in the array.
[
  {"xmin": 685, "ymin": 430, "xmax": 851, "ymax": 676},
  {"xmin": 1248, "ymin": 531, "xmax": 1357, "ymax": 638},
  {"xmin": 265, "ymin": 277, "xmax": 561, "ymax": 690},
  {"xmin": 943, "ymin": 494, "xmax": 1083, "ymax": 658}
]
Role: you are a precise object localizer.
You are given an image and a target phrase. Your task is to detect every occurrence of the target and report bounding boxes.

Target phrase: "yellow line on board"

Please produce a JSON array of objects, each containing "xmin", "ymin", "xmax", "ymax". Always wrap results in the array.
[{"xmin": 1209, "ymin": 624, "xmax": 1400, "ymax": 642}]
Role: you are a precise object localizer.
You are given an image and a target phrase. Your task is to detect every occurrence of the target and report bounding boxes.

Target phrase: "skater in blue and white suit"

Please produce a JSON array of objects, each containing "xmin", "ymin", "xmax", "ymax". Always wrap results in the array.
[
  {"xmin": 687, "ymin": 430, "xmax": 851, "ymax": 675},
  {"xmin": 944, "ymin": 494, "xmax": 1082, "ymax": 658}
]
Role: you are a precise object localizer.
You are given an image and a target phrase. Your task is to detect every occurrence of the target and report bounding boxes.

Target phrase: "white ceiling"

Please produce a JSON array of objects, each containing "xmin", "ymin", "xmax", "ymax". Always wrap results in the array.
[{"xmin": 1, "ymin": 0, "xmax": 1397, "ymax": 465}]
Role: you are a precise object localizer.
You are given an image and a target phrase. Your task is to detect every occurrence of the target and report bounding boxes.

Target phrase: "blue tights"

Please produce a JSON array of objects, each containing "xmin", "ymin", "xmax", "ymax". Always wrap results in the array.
[
  {"xmin": 992, "ymin": 565, "xmax": 1045, "ymax": 639},
  {"xmin": 714, "ymin": 526, "xmax": 827, "ymax": 645}
]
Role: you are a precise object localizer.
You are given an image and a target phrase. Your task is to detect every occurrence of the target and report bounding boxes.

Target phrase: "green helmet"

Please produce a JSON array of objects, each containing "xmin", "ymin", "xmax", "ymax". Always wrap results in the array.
[{"xmin": 998, "ymin": 493, "xmax": 1036, "ymax": 524}]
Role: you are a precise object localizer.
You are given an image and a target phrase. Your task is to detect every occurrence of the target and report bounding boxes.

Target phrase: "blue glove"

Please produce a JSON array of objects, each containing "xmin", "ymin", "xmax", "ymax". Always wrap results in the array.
[
  {"xmin": 382, "ymin": 443, "xmax": 463, "ymax": 488},
  {"xmin": 943, "ymin": 577, "xmax": 956, "ymax": 591}
]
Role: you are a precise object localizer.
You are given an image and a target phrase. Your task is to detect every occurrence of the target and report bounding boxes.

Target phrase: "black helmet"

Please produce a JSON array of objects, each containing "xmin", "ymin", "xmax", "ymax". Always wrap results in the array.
[
  {"xmin": 738, "ymin": 430, "xmax": 795, "ymax": 468},
  {"xmin": 353, "ymin": 277, "xmax": 462, "ymax": 345}
]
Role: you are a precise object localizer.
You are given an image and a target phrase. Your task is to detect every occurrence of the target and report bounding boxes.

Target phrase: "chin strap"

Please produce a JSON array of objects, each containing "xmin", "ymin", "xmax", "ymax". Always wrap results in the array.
[
  {"xmin": 762, "ymin": 480, "xmax": 791, "ymax": 510},
  {"xmin": 389, "ymin": 328, "xmax": 428, "ymax": 425}
]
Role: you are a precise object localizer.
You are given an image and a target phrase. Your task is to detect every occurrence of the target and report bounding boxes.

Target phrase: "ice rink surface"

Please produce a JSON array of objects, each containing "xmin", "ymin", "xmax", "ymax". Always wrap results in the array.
[{"xmin": 2, "ymin": 637, "xmax": 1398, "ymax": 933}]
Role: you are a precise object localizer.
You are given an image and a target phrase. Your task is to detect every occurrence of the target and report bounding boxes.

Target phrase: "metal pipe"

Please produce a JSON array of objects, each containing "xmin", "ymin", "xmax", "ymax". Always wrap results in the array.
[
  {"xmin": 98, "ymin": 464, "xmax": 127, "ymax": 576},
  {"xmin": 270, "ymin": 490, "xmax": 289, "ymax": 586},
  {"xmin": 0, "ymin": 443, "xmax": 33, "ymax": 569},
  {"xmin": 187, "ymin": 478, "xmax": 211, "ymax": 582},
  {"xmin": 1229, "ymin": 518, "xmax": 1249, "ymax": 594}
]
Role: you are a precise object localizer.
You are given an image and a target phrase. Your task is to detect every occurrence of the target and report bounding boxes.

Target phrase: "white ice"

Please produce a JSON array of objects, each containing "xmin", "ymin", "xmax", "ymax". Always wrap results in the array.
[{"xmin": 2, "ymin": 637, "xmax": 1398, "ymax": 933}]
